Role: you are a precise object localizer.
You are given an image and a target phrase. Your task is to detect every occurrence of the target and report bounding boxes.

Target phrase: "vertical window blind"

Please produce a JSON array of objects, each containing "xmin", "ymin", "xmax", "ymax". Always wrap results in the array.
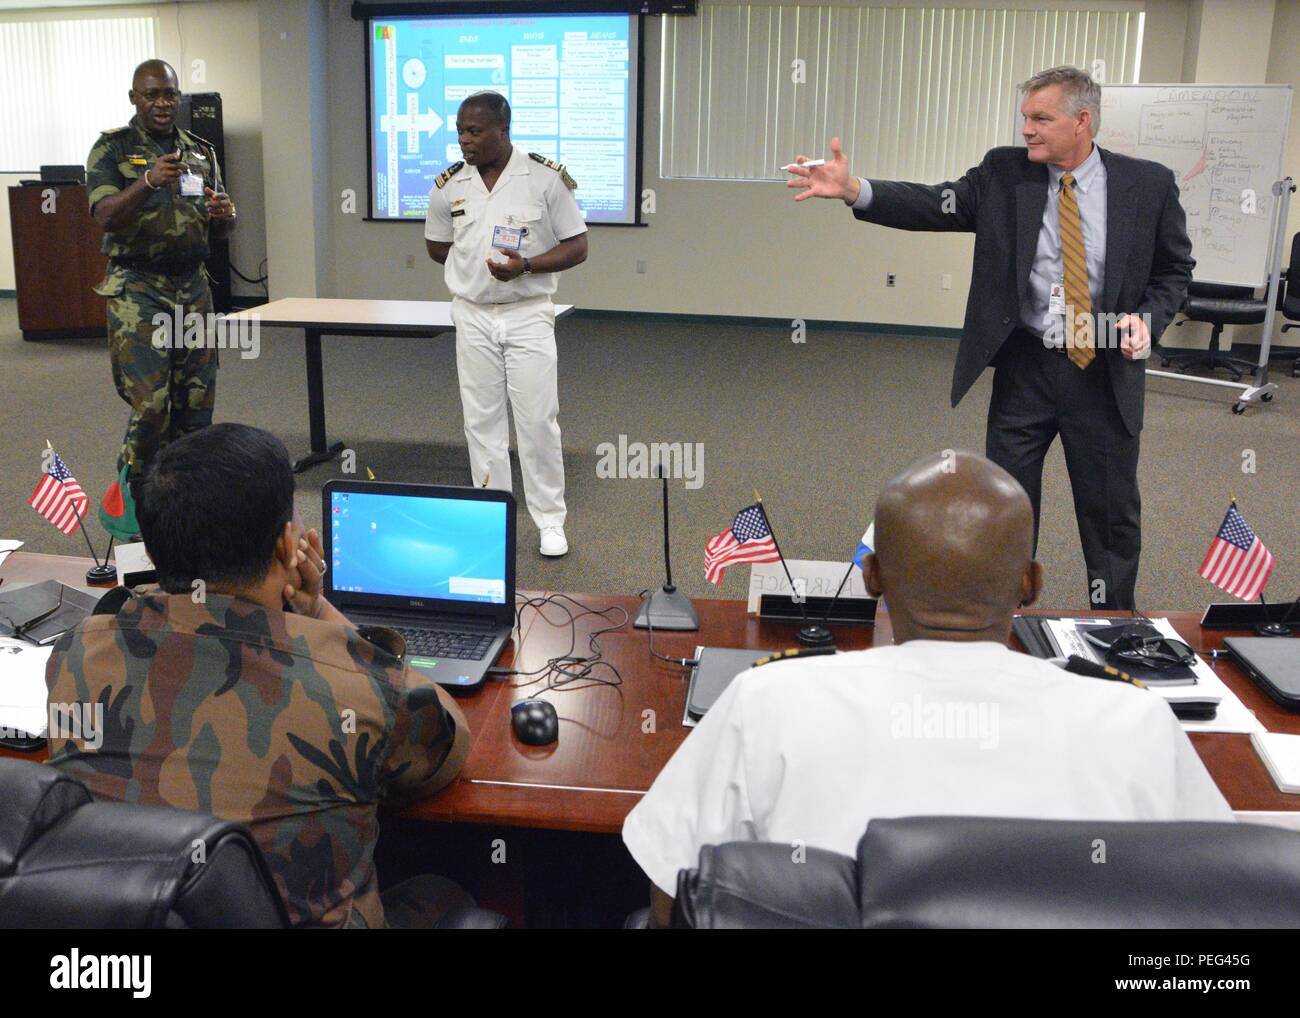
[
  {"xmin": 660, "ymin": 2, "xmax": 1144, "ymax": 182},
  {"xmin": 0, "ymin": 14, "xmax": 158, "ymax": 171}
]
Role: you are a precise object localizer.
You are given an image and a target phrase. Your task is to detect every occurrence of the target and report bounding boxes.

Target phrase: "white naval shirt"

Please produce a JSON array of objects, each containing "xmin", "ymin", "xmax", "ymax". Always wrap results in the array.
[
  {"xmin": 424, "ymin": 145, "xmax": 588, "ymax": 304},
  {"xmin": 622, "ymin": 640, "xmax": 1233, "ymax": 896}
]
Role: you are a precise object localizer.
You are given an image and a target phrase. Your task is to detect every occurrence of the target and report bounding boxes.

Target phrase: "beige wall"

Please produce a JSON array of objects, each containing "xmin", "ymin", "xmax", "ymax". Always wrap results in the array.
[
  {"xmin": 323, "ymin": 0, "xmax": 1193, "ymax": 326},
  {"xmin": 5, "ymin": 0, "xmax": 1296, "ymax": 352},
  {"xmin": 0, "ymin": 0, "xmax": 264, "ymax": 297}
]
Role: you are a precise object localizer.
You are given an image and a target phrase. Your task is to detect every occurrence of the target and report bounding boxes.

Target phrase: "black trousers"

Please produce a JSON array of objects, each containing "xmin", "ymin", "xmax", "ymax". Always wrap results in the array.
[{"xmin": 984, "ymin": 328, "xmax": 1141, "ymax": 610}]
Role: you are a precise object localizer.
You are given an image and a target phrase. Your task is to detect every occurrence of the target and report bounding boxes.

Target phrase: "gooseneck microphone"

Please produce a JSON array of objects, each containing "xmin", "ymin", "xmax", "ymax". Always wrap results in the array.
[{"xmin": 634, "ymin": 468, "xmax": 700, "ymax": 631}]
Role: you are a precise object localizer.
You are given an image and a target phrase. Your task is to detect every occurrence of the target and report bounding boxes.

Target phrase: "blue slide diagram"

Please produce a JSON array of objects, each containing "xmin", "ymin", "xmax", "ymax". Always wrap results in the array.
[{"xmin": 368, "ymin": 11, "xmax": 636, "ymax": 223}]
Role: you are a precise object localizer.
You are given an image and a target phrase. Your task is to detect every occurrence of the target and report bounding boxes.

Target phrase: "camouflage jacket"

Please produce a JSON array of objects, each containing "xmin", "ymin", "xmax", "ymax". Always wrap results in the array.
[
  {"xmin": 44, "ymin": 592, "xmax": 470, "ymax": 929},
  {"xmin": 86, "ymin": 115, "xmax": 225, "ymax": 272}
]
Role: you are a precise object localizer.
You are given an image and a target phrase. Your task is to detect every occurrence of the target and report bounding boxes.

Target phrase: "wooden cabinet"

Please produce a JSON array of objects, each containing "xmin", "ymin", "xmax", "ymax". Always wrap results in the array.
[{"xmin": 7, "ymin": 183, "xmax": 108, "ymax": 340}]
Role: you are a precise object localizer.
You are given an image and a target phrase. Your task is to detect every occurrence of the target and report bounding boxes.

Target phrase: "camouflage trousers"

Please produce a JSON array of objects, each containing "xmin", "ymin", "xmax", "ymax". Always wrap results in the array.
[{"xmin": 101, "ymin": 267, "xmax": 217, "ymax": 480}]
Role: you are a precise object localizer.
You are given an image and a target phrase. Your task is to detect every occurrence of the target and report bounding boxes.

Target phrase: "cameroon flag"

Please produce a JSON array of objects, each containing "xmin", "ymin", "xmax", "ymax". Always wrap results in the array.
[{"xmin": 99, "ymin": 464, "xmax": 139, "ymax": 541}]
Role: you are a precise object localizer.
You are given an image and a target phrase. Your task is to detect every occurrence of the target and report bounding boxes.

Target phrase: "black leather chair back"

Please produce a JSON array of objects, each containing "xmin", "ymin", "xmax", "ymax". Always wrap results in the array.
[
  {"xmin": 673, "ymin": 842, "xmax": 859, "ymax": 929},
  {"xmin": 1283, "ymin": 233, "xmax": 1300, "ymax": 317},
  {"xmin": 858, "ymin": 816, "xmax": 1300, "ymax": 929},
  {"xmin": 671, "ymin": 816, "xmax": 1300, "ymax": 929},
  {"xmin": 0, "ymin": 759, "xmax": 288, "ymax": 928}
]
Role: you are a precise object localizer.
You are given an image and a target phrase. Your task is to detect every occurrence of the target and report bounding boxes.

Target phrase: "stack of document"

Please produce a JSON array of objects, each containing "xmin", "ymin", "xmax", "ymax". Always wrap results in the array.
[
  {"xmin": 0, "ymin": 637, "xmax": 53, "ymax": 739},
  {"xmin": 1251, "ymin": 733, "xmax": 1300, "ymax": 794},
  {"xmin": 1042, "ymin": 617, "xmax": 1264, "ymax": 735}
]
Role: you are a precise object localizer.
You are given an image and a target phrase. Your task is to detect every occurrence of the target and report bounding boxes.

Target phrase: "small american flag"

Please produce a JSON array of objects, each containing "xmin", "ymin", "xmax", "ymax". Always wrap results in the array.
[
  {"xmin": 28, "ymin": 450, "xmax": 89, "ymax": 536},
  {"xmin": 705, "ymin": 504, "xmax": 780, "ymax": 585},
  {"xmin": 1199, "ymin": 502, "xmax": 1274, "ymax": 601}
]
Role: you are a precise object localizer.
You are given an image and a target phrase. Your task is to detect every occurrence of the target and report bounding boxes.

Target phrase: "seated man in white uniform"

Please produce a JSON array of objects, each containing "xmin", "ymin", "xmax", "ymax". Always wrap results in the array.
[
  {"xmin": 425, "ymin": 91, "xmax": 588, "ymax": 557},
  {"xmin": 623, "ymin": 450, "xmax": 1232, "ymax": 927}
]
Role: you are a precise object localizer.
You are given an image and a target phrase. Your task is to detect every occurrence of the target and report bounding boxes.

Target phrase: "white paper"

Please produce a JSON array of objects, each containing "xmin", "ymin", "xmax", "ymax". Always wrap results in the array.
[
  {"xmin": 748, "ymin": 558, "xmax": 870, "ymax": 614},
  {"xmin": 0, "ymin": 539, "xmax": 22, "ymax": 568},
  {"xmin": 0, "ymin": 637, "xmax": 53, "ymax": 738},
  {"xmin": 1044, "ymin": 617, "xmax": 1264, "ymax": 735}
]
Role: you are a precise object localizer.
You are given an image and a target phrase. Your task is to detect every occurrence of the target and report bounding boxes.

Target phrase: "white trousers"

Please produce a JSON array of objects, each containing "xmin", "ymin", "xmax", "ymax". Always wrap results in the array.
[{"xmin": 451, "ymin": 295, "xmax": 567, "ymax": 530}]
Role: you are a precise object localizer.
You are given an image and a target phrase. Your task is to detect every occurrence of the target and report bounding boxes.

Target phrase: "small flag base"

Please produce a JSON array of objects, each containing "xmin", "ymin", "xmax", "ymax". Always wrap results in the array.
[
  {"xmin": 1255, "ymin": 620, "xmax": 1292, "ymax": 637},
  {"xmin": 797, "ymin": 624, "xmax": 834, "ymax": 647},
  {"xmin": 86, "ymin": 563, "xmax": 118, "ymax": 585}
]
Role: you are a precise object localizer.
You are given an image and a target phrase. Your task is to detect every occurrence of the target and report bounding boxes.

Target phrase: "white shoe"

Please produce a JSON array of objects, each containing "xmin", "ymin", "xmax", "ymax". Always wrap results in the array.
[{"xmin": 539, "ymin": 526, "xmax": 568, "ymax": 557}]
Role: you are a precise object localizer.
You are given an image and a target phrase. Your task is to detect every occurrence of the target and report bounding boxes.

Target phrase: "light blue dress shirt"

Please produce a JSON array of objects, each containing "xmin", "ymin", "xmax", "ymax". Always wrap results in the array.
[{"xmin": 851, "ymin": 144, "xmax": 1108, "ymax": 340}]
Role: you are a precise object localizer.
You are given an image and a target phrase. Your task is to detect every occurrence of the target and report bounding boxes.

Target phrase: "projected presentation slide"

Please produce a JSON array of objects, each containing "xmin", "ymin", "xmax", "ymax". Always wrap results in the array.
[
  {"xmin": 330, "ymin": 491, "xmax": 508, "ymax": 604},
  {"xmin": 368, "ymin": 11, "xmax": 638, "ymax": 223}
]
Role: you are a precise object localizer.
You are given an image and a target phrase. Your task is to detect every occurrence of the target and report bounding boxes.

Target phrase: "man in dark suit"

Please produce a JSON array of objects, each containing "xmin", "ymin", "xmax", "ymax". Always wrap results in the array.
[{"xmin": 788, "ymin": 66, "xmax": 1194, "ymax": 609}]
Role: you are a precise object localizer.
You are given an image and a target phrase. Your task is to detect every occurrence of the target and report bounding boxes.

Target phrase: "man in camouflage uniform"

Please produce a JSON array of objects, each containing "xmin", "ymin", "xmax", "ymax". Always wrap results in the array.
[
  {"xmin": 87, "ymin": 59, "xmax": 237, "ymax": 485},
  {"xmin": 45, "ymin": 424, "xmax": 473, "ymax": 929}
]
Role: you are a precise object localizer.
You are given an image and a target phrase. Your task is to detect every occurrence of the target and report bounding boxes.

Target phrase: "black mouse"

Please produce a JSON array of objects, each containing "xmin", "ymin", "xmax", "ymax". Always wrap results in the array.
[{"xmin": 511, "ymin": 699, "xmax": 559, "ymax": 746}]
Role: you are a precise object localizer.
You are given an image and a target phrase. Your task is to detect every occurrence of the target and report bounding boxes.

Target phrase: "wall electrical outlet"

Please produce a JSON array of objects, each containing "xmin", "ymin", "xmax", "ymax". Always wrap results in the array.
[
  {"xmin": 886, "ymin": 273, "xmax": 896, "ymax": 287},
  {"xmin": 941, "ymin": 274, "xmax": 953, "ymax": 290}
]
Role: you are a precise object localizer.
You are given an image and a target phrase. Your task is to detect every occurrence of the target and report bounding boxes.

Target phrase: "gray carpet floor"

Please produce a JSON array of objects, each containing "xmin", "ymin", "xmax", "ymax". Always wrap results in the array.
[{"xmin": 2, "ymin": 297, "xmax": 1297, "ymax": 612}]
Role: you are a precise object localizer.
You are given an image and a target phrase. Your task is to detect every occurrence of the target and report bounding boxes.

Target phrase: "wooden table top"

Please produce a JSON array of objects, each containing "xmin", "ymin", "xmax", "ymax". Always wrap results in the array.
[{"xmin": 4, "ymin": 551, "xmax": 1297, "ymax": 832}]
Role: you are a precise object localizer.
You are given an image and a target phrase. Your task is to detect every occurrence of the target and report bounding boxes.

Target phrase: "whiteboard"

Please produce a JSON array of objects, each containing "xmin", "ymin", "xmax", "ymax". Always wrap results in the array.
[{"xmin": 1094, "ymin": 84, "xmax": 1292, "ymax": 287}]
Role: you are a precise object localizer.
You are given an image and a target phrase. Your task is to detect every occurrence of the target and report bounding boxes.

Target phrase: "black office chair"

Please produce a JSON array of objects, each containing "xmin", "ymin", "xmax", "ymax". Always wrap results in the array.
[
  {"xmin": 1278, "ymin": 232, "xmax": 1300, "ymax": 378},
  {"xmin": 1160, "ymin": 281, "xmax": 1267, "ymax": 381},
  {"xmin": 668, "ymin": 816, "xmax": 1300, "ymax": 929},
  {"xmin": 0, "ymin": 758, "xmax": 288, "ymax": 928}
]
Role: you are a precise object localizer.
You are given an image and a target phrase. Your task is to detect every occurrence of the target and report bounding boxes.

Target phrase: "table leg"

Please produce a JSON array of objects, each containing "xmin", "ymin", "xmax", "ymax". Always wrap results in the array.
[{"xmin": 294, "ymin": 327, "xmax": 345, "ymax": 473}]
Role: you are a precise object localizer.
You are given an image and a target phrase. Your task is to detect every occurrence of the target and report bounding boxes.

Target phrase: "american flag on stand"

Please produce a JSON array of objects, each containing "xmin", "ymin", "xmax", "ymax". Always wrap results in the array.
[
  {"xmin": 1199, "ymin": 502, "xmax": 1274, "ymax": 602},
  {"xmin": 28, "ymin": 450, "xmax": 90, "ymax": 536},
  {"xmin": 705, "ymin": 504, "xmax": 781, "ymax": 585}
]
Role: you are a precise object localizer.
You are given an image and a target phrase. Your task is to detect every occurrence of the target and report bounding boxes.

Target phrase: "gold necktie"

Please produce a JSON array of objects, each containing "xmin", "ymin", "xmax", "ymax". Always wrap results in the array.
[{"xmin": 1059, "ymin": 173, "xmax": 1094, "ymax": 369}]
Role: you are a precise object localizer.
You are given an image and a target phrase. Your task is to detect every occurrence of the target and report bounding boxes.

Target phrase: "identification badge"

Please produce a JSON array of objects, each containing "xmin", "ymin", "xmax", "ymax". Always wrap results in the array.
[
  {"xmin": 1048, "ymin": 280, "xmax": 1067, "ymax": 316},
  {"xmin": 492, "ymin": 224, "xmax": 524, "ymax": 251},
  {"xmin": 180, "ymin": 172, "xmax": 204, "ymax": 197}
]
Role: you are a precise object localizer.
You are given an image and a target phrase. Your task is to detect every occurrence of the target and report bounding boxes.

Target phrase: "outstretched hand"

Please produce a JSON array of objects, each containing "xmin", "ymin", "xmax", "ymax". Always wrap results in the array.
[{"xmin": 786, "ymin": 136, "xmax": 859, "ymax": 204}]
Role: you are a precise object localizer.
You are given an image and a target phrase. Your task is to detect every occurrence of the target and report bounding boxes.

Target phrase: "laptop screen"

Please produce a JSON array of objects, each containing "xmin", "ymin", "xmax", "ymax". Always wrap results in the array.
[{"xmin": 329, "ymin": 489, "xmax": 508, "ymax": 604}]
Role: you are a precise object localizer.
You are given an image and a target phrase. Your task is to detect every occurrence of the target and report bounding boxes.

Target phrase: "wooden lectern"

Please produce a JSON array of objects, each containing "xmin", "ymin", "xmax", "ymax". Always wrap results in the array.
[{"xmin": 7, "ymin": 183, "xmax": 108, "ymax": 341}]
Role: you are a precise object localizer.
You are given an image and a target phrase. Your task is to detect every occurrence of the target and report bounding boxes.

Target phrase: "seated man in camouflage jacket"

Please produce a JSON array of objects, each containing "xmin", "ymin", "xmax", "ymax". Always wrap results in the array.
[{"xmin": 45, "ymin": 423, "xmax": 471, "ymax": 928}]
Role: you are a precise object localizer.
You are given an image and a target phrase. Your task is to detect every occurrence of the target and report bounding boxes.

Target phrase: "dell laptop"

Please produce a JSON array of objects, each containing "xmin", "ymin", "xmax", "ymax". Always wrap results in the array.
[{"xmin": 322, "ymin": 480, "xmax": 515, "ymax": 692}]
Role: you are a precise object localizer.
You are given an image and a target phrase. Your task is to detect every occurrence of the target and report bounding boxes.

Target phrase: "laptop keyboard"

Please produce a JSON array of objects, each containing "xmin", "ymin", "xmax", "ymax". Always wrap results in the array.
[{"xmin": 392, "ymin": 627, "xmax": 494, "ymax": 661}]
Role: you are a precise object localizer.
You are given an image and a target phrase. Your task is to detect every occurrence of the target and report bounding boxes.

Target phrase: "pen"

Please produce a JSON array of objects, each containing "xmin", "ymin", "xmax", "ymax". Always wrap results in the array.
[{"xmin": 781, "ymin": 159, "xmax": 826, "ymax": 170}]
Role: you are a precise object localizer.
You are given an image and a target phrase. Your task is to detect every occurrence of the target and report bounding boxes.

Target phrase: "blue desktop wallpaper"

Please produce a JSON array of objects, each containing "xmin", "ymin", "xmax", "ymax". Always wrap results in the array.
[{"xmin": 330, "ymin": 491, "xmax": 508, "ymax": 604}]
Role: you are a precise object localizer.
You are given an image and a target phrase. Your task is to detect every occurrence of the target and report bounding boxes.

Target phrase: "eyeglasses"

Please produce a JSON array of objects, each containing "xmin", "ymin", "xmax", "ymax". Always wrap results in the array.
[
  {"xmin": 0, "ymin": 584, "xmax": 64, "ymax": 642},
  {"xmin": 137, "ymin": 89, "xmax": 181, "ymax": 104},
  {"xmin": 1106, "ymin": 626, "xmax": 1196, "ymax": 671}
]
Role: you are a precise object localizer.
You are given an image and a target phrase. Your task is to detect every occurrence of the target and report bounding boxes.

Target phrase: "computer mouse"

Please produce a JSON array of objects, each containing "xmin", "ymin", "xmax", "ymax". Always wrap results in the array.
[{"xmin": 511, "ymin": 698, "xmax": 559, "ymax": 746}]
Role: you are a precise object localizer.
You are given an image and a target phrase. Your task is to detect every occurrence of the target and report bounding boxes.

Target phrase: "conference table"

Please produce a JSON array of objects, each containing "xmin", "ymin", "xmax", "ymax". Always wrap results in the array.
[
  {"xmin": 4, "ymin": 551, "xmax": 1299, "ymax": 825},
  {"xmin": 225, "ymin": 298, "xmax": 574, "ymax": 473}
]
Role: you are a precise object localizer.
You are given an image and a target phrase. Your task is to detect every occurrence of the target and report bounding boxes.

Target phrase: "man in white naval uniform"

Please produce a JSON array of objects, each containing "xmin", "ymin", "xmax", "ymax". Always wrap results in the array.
[{"xmin": 425, "ymin": 92, "xmax": 588, "ymax": 557}]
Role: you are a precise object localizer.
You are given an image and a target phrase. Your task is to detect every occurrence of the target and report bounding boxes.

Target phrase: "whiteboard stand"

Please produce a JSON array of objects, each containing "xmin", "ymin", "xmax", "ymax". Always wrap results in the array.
[{"xmin": 1145, "ymin": 177, "xmax": 1294, "ymax": 414}]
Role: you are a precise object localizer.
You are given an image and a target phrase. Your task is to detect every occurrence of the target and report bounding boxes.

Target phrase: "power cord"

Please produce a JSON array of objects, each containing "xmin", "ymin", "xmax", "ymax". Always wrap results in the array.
[
  {"xmin": 637, "ymin": 588, "xmax": 700, "ymax": 671},
  {"xmin": 489, "ymin": 592, "xmax": 628, "ymax": 694}
]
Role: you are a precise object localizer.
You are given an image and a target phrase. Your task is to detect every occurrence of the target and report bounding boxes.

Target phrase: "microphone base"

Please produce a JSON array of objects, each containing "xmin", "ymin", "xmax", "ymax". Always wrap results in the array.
[
  {"xmin": 1254, "ymin": 621, "xmax": 1292, "ymax": 637},
  {"xmin": 798, "ymin": 624, "xmax": 834, "ymax": 647},
  {"xmin": 85, "ymin": 563, "xmax": 118, "ymax": 586},
  {"xmin": 633, "ymin": 586, "xmax": 700, "ymax": 631}
]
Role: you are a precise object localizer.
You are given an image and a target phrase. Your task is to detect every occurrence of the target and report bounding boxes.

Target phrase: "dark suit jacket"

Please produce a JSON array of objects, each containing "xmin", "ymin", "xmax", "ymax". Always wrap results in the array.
[{"xmin": 856, "ymin": 145, "xmax": 1194, "ymax": 435}]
